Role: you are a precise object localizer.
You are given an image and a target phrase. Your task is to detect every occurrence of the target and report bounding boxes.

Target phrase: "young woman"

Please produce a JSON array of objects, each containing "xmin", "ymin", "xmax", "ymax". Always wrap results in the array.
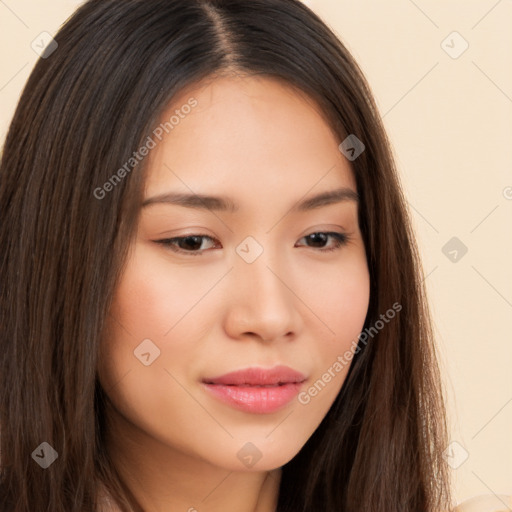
[{"xmin": 0, "ymin": 0, "xmax": 468, "ymax": 510}]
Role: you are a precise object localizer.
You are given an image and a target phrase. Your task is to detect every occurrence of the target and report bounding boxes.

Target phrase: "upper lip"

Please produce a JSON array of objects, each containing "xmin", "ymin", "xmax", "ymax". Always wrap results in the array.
[{"xmin": 202, "ymin": 365, "xmax": 307, "ymax": 386}]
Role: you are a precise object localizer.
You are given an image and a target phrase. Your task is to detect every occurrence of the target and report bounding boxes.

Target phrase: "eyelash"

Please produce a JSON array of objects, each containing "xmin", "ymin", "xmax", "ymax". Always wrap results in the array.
[{"xmin": 153, "ymin": 231, "xmax": 350, "ymax": 257}]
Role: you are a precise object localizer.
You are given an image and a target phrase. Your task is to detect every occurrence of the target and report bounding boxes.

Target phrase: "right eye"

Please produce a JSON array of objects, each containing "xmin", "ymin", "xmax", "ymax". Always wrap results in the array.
[{"xmin": 153, "ymin": 234, "xmax": 220, "ymax": 256}]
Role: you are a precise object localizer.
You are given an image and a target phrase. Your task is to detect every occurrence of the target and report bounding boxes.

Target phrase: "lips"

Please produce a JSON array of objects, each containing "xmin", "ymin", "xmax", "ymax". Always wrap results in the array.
[
  {"xmin": 202, "ymin": 365, "xmax": 307, "ymax": 386},
  {"xmin": 201, "ymin": 365, "xmax": 307, "ymax": 413}
]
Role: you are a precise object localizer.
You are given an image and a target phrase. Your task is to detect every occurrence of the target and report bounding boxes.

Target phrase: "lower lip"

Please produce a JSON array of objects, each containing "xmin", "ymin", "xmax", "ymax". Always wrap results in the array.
[{"xmin": 201, "ymin": 382, "xmax": 303, "ymax": 414}]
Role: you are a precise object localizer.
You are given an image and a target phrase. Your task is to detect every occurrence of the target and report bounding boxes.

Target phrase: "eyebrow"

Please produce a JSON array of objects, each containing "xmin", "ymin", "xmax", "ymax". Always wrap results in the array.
[{"xmin": 141, "ymin": 187, "xmax": 359, "ymax": 213}]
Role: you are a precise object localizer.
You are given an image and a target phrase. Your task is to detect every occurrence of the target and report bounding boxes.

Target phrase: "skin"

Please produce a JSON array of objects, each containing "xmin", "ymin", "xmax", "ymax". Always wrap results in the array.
[{"xmin": 97, "ymin": 73, "xmax": 370, "ymax": 512}]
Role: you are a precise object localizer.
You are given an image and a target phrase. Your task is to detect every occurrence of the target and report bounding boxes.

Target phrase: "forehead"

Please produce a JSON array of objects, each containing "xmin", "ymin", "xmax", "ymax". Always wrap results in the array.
[{"xmin": 143, "ymin": 74, "xmax": 356, "ymax": 203}]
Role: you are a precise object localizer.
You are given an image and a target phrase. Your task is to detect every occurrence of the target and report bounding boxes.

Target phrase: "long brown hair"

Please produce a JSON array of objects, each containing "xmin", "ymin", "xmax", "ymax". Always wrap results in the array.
[{"xmin": 0, "ymin": 0, "xmax": 452, "ymax": 510}]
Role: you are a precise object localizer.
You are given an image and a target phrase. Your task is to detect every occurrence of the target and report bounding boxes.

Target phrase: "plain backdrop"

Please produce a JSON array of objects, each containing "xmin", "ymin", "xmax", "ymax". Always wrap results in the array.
[{"xmin": 0, "ymin": 0, "xmax": 511, "ymax": 506}]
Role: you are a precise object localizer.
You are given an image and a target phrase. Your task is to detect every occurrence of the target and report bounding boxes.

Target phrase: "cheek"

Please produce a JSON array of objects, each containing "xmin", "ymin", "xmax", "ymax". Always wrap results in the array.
[
  {"xmin": 303, "ymin": 248, "xmax": 370, "ymax": 342},
  {"xmin": 108, "ymin": 244, "xmax": 215, "ymax": 341},
  {"xmin": 297, "ymin": 250, "xmax": 370, "ymax": 405},
  {"xmin": 330, "ymin": 255, "xmax": 370, "ymax": 353},
  {"xmin": 98, "ymin": 245, "xmax": 203, "ymax": 390},
  {"xmin": 97, "ymin": 246, "xmax": 213, "ymax": 440}
]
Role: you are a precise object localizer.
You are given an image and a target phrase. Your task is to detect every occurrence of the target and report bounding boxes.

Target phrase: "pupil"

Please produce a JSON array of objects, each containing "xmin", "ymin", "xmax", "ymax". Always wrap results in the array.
[
  {"xmin": 308, "ymin": 233, "xmax": 326, "ymax": 247},
  {"xmin": 182, "ymin": 236, "xmax": 202, "ymax": 250}
]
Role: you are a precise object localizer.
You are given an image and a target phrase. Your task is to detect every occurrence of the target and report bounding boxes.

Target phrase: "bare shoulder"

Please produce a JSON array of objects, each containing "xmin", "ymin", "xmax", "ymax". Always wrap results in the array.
[{"xmin": 447, "ymin": 494, "xmax": 512, "ymax": 512}]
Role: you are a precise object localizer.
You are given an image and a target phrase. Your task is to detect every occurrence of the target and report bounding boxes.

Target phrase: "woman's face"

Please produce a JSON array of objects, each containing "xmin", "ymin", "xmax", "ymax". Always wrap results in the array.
[{"xmin": 98, "ymin": 74, "xmax": 370, "ymax": 472}]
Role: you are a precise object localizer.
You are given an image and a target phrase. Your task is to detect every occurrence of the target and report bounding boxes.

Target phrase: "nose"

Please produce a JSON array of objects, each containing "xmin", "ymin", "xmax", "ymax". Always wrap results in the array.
[{"xmin": 222, "ymin": 248, "xmax": 302, "ymax": 343}]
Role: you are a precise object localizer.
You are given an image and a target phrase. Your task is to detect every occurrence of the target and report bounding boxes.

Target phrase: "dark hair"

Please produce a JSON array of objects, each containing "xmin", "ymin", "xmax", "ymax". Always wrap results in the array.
[{"xmin": 0, "ymin": 0, "xmax": 452, "ymax": 511}]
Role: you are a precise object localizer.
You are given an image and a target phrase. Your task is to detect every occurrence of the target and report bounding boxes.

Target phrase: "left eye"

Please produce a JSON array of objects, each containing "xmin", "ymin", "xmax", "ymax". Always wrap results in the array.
[{"xmin": 154, "ymin": 231, "xmax": 349, "ymax": 256}]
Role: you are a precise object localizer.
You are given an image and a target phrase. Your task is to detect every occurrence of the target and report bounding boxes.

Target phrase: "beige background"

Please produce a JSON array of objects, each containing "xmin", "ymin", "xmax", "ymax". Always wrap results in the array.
[{"xmin": 1, "ymin": 0, "xmax": 511, "ymax": 507}]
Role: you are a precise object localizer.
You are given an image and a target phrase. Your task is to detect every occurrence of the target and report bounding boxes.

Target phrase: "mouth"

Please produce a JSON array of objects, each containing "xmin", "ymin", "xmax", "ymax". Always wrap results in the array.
[
  {"xmin": 201, "ymin": 365, "xmax": 307, "ymax": 386},
  {"xmin": 202, "ymin": 381, "xmax": 302, "ymax": 387},
  {"xmin": 201, "ymin": 365, "xmax": 307, "ymax": 413}
]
